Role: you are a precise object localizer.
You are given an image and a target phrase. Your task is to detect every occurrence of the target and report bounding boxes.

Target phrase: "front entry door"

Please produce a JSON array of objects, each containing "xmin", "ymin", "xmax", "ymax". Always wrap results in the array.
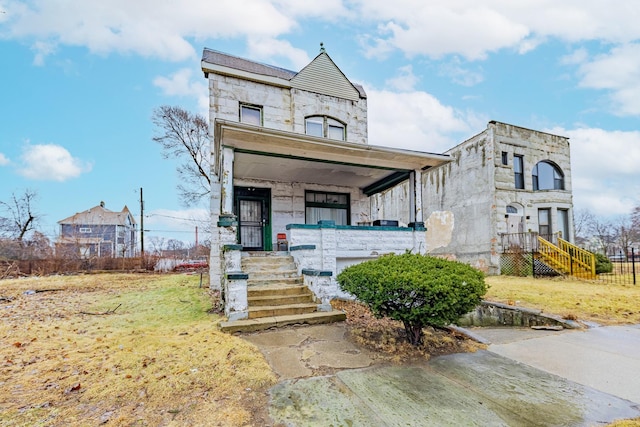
[{"xmin": 235, "ymin": 187, "xmax": 271, "ymax": 251}]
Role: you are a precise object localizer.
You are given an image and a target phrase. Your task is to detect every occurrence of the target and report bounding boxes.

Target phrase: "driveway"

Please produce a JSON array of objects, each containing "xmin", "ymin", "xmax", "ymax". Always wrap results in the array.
[{"xmin": 244, "ymin": 324, "xmax": 640, "ymax": 426}]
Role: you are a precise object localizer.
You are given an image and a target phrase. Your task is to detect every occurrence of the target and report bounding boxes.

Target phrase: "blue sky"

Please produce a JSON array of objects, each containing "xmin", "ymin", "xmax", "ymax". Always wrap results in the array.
[{"xmin": 1, "ymin": 0, "xmax": 639, "ymax": 246}]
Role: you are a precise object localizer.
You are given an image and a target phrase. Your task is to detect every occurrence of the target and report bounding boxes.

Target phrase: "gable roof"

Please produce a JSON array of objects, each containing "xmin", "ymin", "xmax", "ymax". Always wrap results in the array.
[
  {"xmin": 201, "ymin": 48, "xmax": 366, "ymax": 99},
  {"xmin": 290, "ymin": 52, "xmax": 361, "ymax": 101},
  {"xmin": 58, "ymin": 204, "xmax": 136, "ymax": 226}
]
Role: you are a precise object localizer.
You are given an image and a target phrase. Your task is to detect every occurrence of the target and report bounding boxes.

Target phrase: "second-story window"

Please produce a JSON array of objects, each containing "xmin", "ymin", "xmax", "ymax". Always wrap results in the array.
[
  {"xmin": 305, "ymin": 116, "xmax": 346, "ymax": 141},
  {"xmin": 514, "ymin": 155, "xmax": 524, "ymax": 189},
  {"xmin": 240, "ymin": 104, "xmax": 262, "ymax": 125}
]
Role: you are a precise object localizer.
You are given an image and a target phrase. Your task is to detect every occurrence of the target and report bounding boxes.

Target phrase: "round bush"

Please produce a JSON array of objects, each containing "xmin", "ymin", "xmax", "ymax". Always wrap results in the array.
[
  {"xmin": 337, "ymin": 253, "xmax": 487, "ymax": 345},
  {"xmin": 594, "ymin": 252, "xmax": 613, "ymax": 274}
]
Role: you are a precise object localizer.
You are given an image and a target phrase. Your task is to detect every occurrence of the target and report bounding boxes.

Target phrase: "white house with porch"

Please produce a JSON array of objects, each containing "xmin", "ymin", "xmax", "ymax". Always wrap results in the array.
[
  {"xmin": 201, "ymin": 46, "xmax": 583, "ymax": 330},
  {"xmin": 201, "ymin": 47, "xmax": 451, "ymax": 328}
]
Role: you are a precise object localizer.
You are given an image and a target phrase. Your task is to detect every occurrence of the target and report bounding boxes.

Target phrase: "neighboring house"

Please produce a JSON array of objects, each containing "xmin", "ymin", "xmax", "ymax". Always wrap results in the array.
[
  {"xmin": 57, "ymin": 202, "xmax": 137, "ymax": 258},
  {"xmin": 373, "ymin": 121, "xmax": 573, "ymax": 275},
  {"xmin": 201, "ymin": 47, "xmax": 578, "ymax": 321}
]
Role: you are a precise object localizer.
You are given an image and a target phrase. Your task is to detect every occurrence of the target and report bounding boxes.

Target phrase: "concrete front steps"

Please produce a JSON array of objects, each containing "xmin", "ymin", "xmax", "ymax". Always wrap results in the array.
[{"xmin": 219, "ymin": 253, "xmax": 346, "ymax": 333}]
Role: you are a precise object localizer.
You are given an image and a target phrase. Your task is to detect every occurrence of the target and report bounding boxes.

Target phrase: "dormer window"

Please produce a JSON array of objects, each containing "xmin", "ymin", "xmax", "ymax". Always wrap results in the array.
[
  {"xmin": 240, "ymin": 104, "xmax": 262, "ymax": 125},
  {"xmin": 305, "ymin": 116, "xmax": 345, "ymax": 141}
]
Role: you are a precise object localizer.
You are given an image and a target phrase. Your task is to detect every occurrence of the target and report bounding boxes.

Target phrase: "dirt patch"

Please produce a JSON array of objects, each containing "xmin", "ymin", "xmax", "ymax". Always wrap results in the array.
[{"xmin": 333, "ymin": 300, "xmax": 485, "ymax": 363}]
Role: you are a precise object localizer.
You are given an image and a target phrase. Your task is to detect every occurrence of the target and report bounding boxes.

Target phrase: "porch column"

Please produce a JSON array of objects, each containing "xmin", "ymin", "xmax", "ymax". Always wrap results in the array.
[
  {"xmin": 221, "ymin": 146, "xmax": 234, "ymax": 215},
  {"xmin": 412, "ymin": 169, "xmax": 424, "ymax": 223},
  {"xmin": 209, "ymin": 174, "xmax": 222, "ymax": 291}
]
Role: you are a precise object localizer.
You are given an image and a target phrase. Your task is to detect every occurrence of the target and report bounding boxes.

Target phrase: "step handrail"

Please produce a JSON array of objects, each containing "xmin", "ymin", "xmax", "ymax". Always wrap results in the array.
[{"xmin": 537, "ymin": 236, "xmax": 596, "ymax": 279}]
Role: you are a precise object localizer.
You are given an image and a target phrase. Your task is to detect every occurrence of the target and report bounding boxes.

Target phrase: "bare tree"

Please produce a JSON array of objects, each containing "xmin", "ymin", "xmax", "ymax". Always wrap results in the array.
[
  {"xmin": 613, "ymin": 215, "xmax": 638, "ymax": 259},
  {"xmin": 152, "ymin": 106, "xmax": 210, "ymax": 206},
  {"xmin": 573, "ymin": 208, "xmax": 594, "ymax": 246},
  {"xmin": 588, "ymin": 215, "xmax": 615, "ymax": 255},
  {"xmin": 0, "ymin": 189, "xmax": 40, "ymax": 242}
]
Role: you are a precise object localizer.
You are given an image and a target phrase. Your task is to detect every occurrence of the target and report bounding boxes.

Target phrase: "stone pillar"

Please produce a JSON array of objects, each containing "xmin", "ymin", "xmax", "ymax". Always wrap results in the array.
[
  {"xmin": 221, "ymin": 147, "xmax": 234, "ymax": 215},
  {"xmin": 413, "ymin": 169, "xmax": 423, "ymax": 223},
  {"xmin": 318, "ymin": 220, "xmax": 337, "ymax": 275},
  {"xmin": 224, "ymin": 272, "xmax": 248, "ymax": 321},
  {"xmin": 209, "ymin": 175, "xmax": 223, "ymax": 291}
]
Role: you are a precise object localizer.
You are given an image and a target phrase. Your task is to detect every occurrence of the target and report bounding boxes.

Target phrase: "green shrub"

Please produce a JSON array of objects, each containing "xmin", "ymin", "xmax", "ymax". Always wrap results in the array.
[
  {"xmin": 337, "ymin": 253, "xmax": 487, "ymax": 346},
  {"xmin": 594, "ymin": 252, "xmax": 613, "ymax": 274}
]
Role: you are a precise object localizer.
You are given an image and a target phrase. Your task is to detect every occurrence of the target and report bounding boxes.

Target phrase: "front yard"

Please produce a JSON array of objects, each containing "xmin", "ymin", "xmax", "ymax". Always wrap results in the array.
[
  {"xmin": 2, "ymin": 272, "xmax": 639, "ymax": 426},
  {"xmin": 0, "ymin": 273, "xmax": 276, "ymax": 426}
]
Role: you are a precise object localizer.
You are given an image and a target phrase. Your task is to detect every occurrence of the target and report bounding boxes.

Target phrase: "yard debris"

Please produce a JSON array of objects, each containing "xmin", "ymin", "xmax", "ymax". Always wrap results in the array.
[
  {"xmin": 80, "ymin": 303, "xmax": 121, "ymax": 316},
  {"xmin": 531, "ymin": 325, "xmax": 564, "ymax": 331},
  {"xmin": 23, "ymin": 289, "xmax": 63, "ymax": 295}
]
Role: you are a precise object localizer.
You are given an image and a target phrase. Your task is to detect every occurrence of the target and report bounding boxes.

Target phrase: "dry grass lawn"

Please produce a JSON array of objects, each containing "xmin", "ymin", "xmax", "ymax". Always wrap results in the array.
[
  {"xmin": 0, "ymin": 273, "xmax": 276, "ymax": 426},
  {"xmin": 485, "ymin": 275, "xmax": 640, "ymax": 325},
  {"xmin": 3, "ymin": 272, "xmax": 639, "ymax": 426}
]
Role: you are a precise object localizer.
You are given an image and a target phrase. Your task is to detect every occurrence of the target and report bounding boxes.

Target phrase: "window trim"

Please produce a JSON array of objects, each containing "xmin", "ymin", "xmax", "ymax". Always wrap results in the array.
[
  {"xmin": 239, "ymin": 103, "xmax": 263, "ymax": 126},
  {"xmin": 501, "ymin": 151, "xmax": 508, "ymax": 166},
  {"xmin": 514, "ymin": 154, "xmax": 524, "ymax": 189},
  {"xmin": 305, "ymin": 115, "xmax": 346, "ymax": 141},
  {"xmin": 532, "ymin": 160, "xmax": 565, "ymax": 191},
  {"xmin": 538, "ymin": 208, "xmax": 551, "ymax": 239},
  {"xmin": 304, "ymin": 190, "xmax": 350, "ymax": 225}
]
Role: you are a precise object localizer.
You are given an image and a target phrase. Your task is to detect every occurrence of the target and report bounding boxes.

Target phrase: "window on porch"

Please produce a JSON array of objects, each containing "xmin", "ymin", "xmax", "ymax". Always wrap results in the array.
[{"xmin": 305, "ymin": 191, "xmax": 350, "ymax": 225}]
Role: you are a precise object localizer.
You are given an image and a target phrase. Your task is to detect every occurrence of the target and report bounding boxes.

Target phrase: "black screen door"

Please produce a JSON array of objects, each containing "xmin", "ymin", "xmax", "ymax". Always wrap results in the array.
[
  {"xmin": 235, "ymin": 187, "xmax": 271, "ymax": 251},
  {"xmin": 239, "ymin": 199, "xmax": 263, "ymax": 250}
]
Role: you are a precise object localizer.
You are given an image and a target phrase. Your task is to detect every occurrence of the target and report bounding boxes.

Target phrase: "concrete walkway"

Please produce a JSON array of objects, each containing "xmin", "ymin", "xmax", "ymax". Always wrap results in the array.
[
  {"xmin": 244, "ymin": 324, "xmax": 640, "ymax": 426},
  {"xmin": 481, "ymin": 324, "xmax": 640, "ymax": 405}
]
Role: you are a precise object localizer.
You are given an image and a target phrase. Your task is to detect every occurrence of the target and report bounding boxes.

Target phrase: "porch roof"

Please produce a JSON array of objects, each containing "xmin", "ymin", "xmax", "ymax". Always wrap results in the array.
[{"xmin": 214, "ymin": 120, "xmax": 451, "ymax": 192}]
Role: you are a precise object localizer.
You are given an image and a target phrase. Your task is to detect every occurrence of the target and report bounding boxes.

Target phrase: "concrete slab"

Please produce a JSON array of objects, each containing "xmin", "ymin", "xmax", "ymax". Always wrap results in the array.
[
  {"xmin": 245, "ymin": 323, "xmax": 374, "ymax": 380},
  {"xmin": 484, "ymin": 325, "xmax": 640, "ymax": 404},
  {"xmin": 467, "ymin": 326, "xmax": 574, "ymax": 344},
  {"xmin": 269, "ymin": 351, "xmax": 640, "ymax": 426},
  {"xmin": 245, "ymin": 323, "xmax": 640, "ymax": 426}
]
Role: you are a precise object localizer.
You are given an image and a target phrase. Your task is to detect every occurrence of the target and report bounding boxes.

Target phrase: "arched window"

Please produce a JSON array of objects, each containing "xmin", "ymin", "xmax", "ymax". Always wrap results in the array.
[
  {"xmin": 506, "ymin": 205, "xmax": 518, "ymax": 214},
  {"xmin": 532, "ymin": 161, "xmax": 564, "ymax": 190},
  {"xmin": 305, "ymin": 116, "xmax": 346, "ymax": 141}
]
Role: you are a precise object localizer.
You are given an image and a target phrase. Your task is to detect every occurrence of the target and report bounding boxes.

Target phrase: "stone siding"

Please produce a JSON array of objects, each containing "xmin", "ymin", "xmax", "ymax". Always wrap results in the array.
[{"xmin": 208, "ymin": 74, "xmax": 367, "ymax": 144}]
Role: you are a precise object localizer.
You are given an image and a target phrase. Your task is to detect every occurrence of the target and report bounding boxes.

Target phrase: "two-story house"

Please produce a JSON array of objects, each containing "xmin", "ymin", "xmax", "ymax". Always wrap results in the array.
[{"xmin": 57, "ymin": 202, "xmax": 137, "ymax": 258}]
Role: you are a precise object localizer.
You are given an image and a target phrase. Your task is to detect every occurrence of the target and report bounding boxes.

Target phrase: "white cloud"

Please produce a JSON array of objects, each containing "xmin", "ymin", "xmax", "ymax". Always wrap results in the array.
[
  {"xmin": 367, "ymin": 88, "xmax": 487, "ymax": 153},
  {"xmin": 0, "ymin": 153, "xmax": 9, "ymax": 166},
  {"xmin": 18, "ymin": 143, "xmax": 92, "ymax": 181},
  {"xmin": 360, "ymin": 4, "xmax": 530, "ymax": 60},
  {"xmin": 547, "ymin": 126, "xmax": 640, "ymax": 216},
  {"xmin": 246, "ymin": 37, "xmax": 311, "ymax": 70},
  {"xmin": 2, "ymin": 0, "xmax": 297, "ymax": 63},
  {"xmin": 560, "ymin": 48, "xmax": 589, "ymax": 66},
  {"xmin": 354, "ymin": 1, "xmax": 640, "ymax": 62},
  {"xmin": 576, "ymin": 43, "xmax": 640, "ymax": 116},
  {"xmin": 153, "ymin": 68, "xmax": 209, "ymax": 114},
  {"xmin": 385, "ymin": 65, "xmax": 419, "ymax": 91},
  {"xmin": 438, "ymin": 58, "xmax": 484, "ymax": 87}
]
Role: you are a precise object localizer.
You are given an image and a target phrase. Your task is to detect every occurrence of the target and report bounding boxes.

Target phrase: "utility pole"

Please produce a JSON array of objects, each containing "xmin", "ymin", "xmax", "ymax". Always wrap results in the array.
[{"xmin": 140, "ymin": 187, "xmax": 144, "ymax": 260}]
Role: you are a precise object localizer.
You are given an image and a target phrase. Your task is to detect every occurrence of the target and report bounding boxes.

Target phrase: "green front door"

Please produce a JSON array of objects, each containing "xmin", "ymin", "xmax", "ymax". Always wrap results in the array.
[{"xmin": 234, "ymin": 187, "xmax": 272, "ymax": 251}]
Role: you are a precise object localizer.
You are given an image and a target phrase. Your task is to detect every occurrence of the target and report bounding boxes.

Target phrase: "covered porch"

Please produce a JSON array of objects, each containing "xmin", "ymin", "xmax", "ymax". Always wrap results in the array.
[{"xmin": 210, "ymin": 120, "xmax": 450, "ymax": 319}]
